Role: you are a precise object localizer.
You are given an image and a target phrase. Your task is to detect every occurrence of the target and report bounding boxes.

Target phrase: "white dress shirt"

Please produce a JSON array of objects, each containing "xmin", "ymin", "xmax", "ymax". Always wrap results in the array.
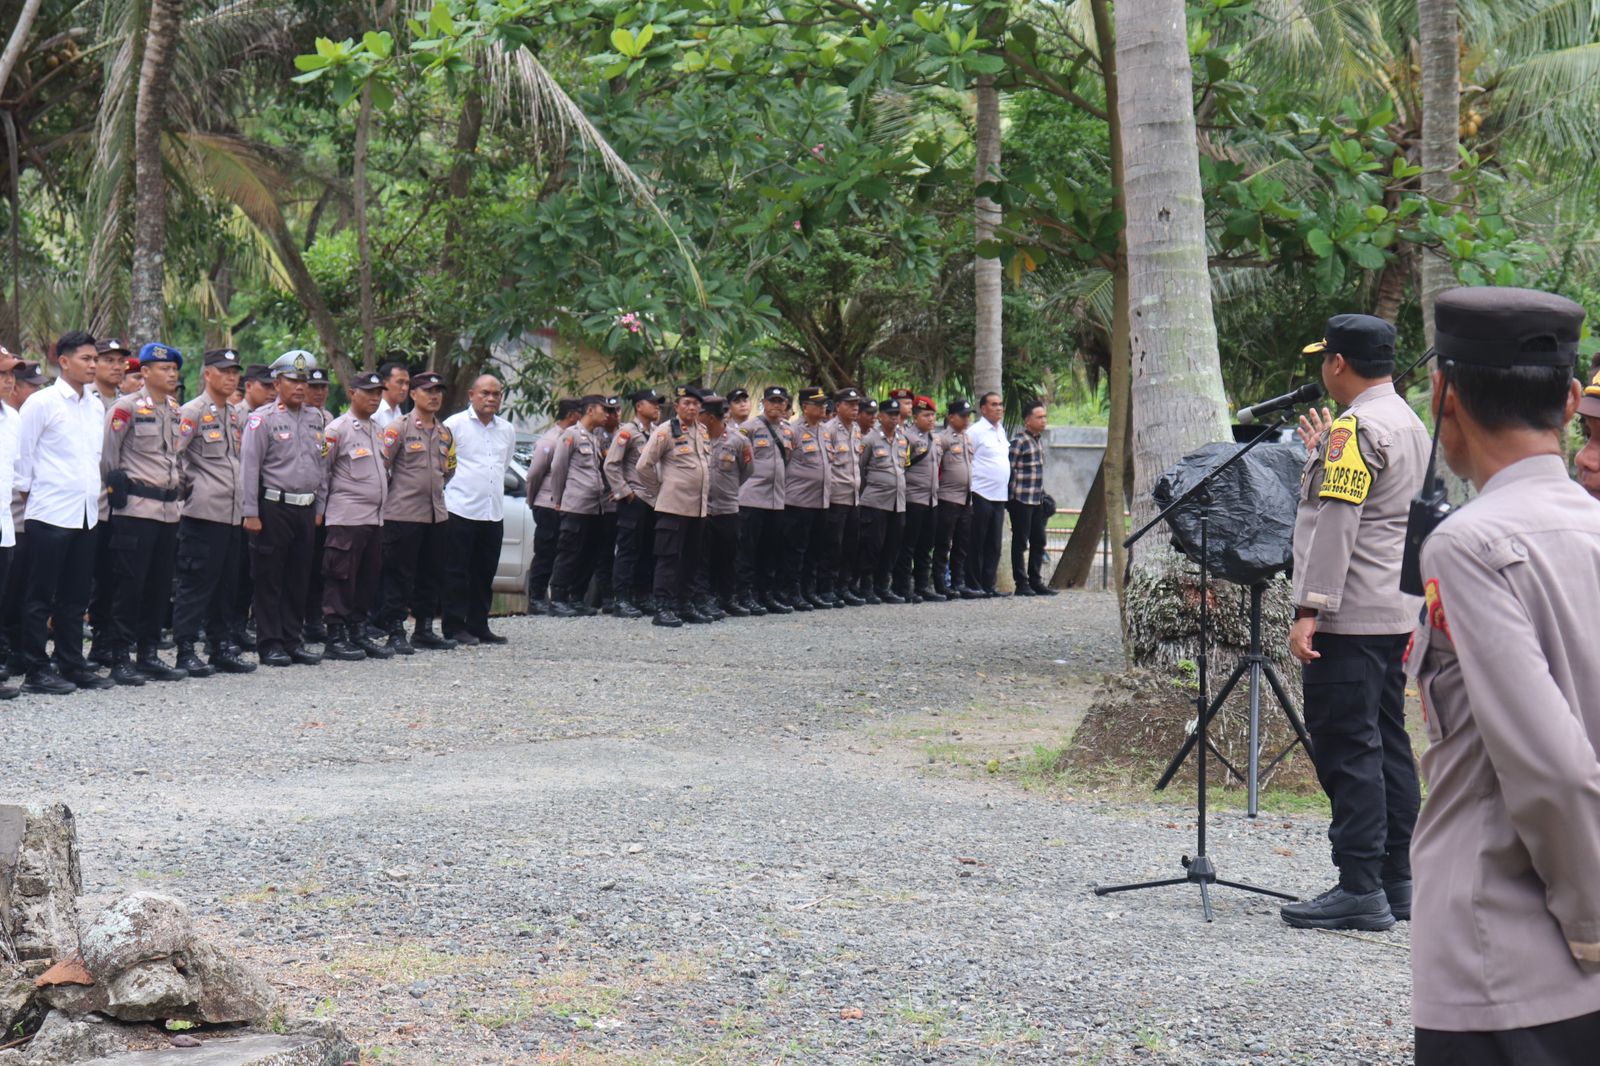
[
  {"xmin": 16, "ymin": 377, "xmax": 104, "ymax": 529},
  {"xmin": 0, "ymin": 402, "xmax": 17, "ymax": 547},
  {"xmin": 443, "ymin": 408, "xmax": 516, "ymax": 522},
  {"xmin": 373, "ymin": 399, "xmax": 403, "ymax": 431},
  {"xmin": 968, "ymin": 415, "xmax": 1011, "ymax": 502}
]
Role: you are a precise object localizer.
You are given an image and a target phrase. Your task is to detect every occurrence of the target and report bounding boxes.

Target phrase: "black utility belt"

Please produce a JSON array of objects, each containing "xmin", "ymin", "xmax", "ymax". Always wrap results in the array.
[
  {"xmin": 262, "ymin": 488, "xmax": 316, "ymax": 507},
  {"xmin": 126, "ymin": 482, "xmax": 182, "ymax": 502}
]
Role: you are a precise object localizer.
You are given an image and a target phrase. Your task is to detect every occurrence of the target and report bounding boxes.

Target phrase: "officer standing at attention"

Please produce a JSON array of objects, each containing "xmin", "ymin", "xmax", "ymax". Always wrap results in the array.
[
  {"xmin": 604, "ymin": 389, "xmax": 663, "ymax": 618},
  {"xmin": 819, "ymin": 387, "xmax": 864, "ymax": 607},
  {"xmin": 783, "ymin": 386, "xmax": 833, "ymax": 610},
  {"xmin": 306, "ymin": 366, "xmax": 332, "ymax": 415},
  {"xmin": 736, "ymin": 386, "xmax": 793, "ymax": 615},
  {"xmin": 637, "ymin": 386, "xmax": 711, "ymax": 627},
  {"xmin": 1280, "ymin": 314, "xmax": 1429, "ymax": 931},
  {"xmin": 239, "ymin": 350, "xmax": 327, "ymax": 668},
  {"xmin": 86, "ymin": 337, "xmax": 129, "ymax": 664},
  {"xmin": 933, "ymin": 399, "xmax": 976, "ymax": 600},
  {"xmin": 100, "ymin": 342, "xmax": 188, "ymax": 685},
  {"xmin": 241, "ymin": 364, "xmax": 275, "ymax": 411},
  {"xmin": 302, "ymin": 365, "xmax": 336, "ymax": 645},
  {"xmin": 373, "ymin": 361, "xmax": 409, "ymax": 431},
  {"xmin": 376, "ymin": 371, "xmax": 456, "ymax": 653},
  {"xmin": 696, "ymin": 393, "xmax": 752, "ymax": 619},
  {"xmin": 591, "ymin": 396, "xmax": 623, "ymax": 610},
  {"xmin": 319, "ymin": 371, "xmax": 393, "ymax": 661},
  {"xmin": 857, "ymin": 397, "xmax": 909, "ymax": 604},
  {"xmin": 172, "ymin": 347, "xmax": 252, "ymax": 675},
  {"xmin": 523, "ymin": 397, "xmax": 580, "ymax": 615},
  {"xmin": 726, "ymin": 388, "xmax": 752, "ymax": 425},
  {"xmin": 1402, "ymin": 286, "xmax": 1600, "ymax": 1063},
  {"xmin": 546, "ymin": 395, "xmax": 610, "ymax": 617},
  {"xmin": 898, "ymin": 396, "xmax": 942, "ymax": 602}
]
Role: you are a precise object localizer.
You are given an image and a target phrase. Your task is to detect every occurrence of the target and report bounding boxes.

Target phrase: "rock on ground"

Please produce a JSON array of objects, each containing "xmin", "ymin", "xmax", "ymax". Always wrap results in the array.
[{"xmin": 0, "ymin": 804, "xmax": 83, "ymax": 964}]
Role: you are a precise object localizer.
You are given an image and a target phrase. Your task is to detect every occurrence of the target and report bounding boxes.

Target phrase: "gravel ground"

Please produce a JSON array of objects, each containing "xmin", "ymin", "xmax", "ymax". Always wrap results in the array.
[{"xmin": 1, "ymin": 591, "xmax": 1412, "ymax": 1064}]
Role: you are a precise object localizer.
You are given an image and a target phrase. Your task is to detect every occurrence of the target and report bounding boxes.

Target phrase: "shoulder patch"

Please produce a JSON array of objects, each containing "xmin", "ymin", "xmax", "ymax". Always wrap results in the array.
[
  {"xmin": 246, "ymin": 413, "xmax": 263, "ymax": 430},
  {"xmin": 1319, "ymin": 414, "xmax": 1371, "ymax": 504},
  {"xmin": 179, "ymin": 418, "xmax": 196, "ymax": 437},
  {"xmin": 1424, "ymin": 578, "xmax": 1452, "ymax": 641},
  {"xmin": 110, "ymin": 410, "xmax": 130, "ymax": 432}
]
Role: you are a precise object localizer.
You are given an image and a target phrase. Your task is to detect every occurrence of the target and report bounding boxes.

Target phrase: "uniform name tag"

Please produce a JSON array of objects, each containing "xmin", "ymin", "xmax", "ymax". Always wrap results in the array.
[{"xmin": 1319, "ymin": 414, "xmax": 1371, "ymax": 504}]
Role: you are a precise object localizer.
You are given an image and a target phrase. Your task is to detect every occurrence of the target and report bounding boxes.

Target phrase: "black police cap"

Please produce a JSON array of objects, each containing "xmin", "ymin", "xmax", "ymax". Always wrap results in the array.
[
  {"xmin": 860, "ymin": 398, "xmax": 878, "ymax": 414},
  {"xmin": 350, "ymin": 372, "xmax": 383, "ymax": 391},
  {"xmin": 798, "ymin": 385, "xmax": 827, "ymax": 405},
  {"xmin": 726, "ymin": 388, "xmax": 750, "ymax": 403},
  {"xmin": 763, "ymin": 385, "xmax": 790, "ymax": 402},
  {"xmin": 203, "ymin": 348, "xmax": 242, "ymax": 369},
  {"xmin": 1302, "ymin": 314, "xmax": 1395, "ymax": 364},
  {"xmin": 834, "ymin": 387, "xmax": 863, "ymax": 404},
  {"xmin": 1434, "ymin": 286, "xmax": 1585, "ymax": 368},
  {"xmin": 946, "ymin": 398, "xmax": 973, "ymax": 417},
  {"xmin": 629, "ymin": 388, "xmax": 665, "ymax": 405},
  {"xmin": 242, "ymin": 363, "xmax": 272, "ymax": 383}
]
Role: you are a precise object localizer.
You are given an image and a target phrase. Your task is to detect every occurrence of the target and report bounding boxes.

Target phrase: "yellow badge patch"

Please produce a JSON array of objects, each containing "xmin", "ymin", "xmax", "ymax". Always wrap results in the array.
[
  {"xmin": 1424, "ymin": 578, "xmax": 1451, "ymax": 641},
  {"xmin": 1319, "ymin": 414, "xmax": 1371, "ymax": 504}
]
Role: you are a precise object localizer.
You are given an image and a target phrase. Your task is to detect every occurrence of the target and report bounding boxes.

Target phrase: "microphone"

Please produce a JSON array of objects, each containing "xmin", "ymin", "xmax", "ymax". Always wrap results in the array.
[{"xmin": 1236, "ymin": 382, "xmax": 1323, "ymax": 425}]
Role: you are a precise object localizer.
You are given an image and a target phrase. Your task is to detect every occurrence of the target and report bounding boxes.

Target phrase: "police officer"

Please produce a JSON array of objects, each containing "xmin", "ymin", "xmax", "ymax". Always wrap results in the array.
[
  {"xmin": 696, "ymin": 393, "xmax": 752, "ymax": 618},
  {"xmin": 736, "ymin": 386, "xmax": 794, "ymax": 614},
  {"xmin": 239, "ymin": 350, "xmax": 327, "ymax": 667},
  {"xmin": 377, "ymin": 371, "xmax": 456, "ymax": 652},
  {"xmin": 1401, "ymin": 287, "xmax": 1600, "ymax": 1062},
  {"xmin": 727, "ymin": 388, "xmax": 752, "ymax": 425},
  {"xmin": 591, "ymin": 396, "xmax": 623, "ymax": 609},
  {"xmin": 819, "ymin": 387, "xmax": 864, "ymax": 607},
  {"xmin": 603, "ymin": 389, "xmax": 662, "ymax": 618},
  {"xmin": 898, "ymin": 396, "xmax": 941, "ymax": 601},
  {"xmin": 100, "ymin": 342, "xmax": 188, "ymax": 685},
  {"xmin": 319, "ymin": 371, "xmax": 393, "ymax": 661},
  {"xmin": 172, "ymin": 347, "xmax": 253, "ymax": 675},
  {"xmin": 241, "ymin": 363, "xmax": 275, "ymax": 412},
  {"xmin": 857, "ymin": 396, "xmax": 908, "ymax": 604},
  {"xmin": 86, "ymin": 337, "xmax": 131, "ymax": 664},
  {"xmin": 933, "ymin": 399, "xmax": 976, "ymax": 600},
  {"xmin": 523, "ymin": 397, "xmax": 580, "ymax": 614},
  {"xmin": 637, "ymin": 386, "xmax": 711, "ymax": 627},
  {"xmin": 546, "ymin": 395, "xmax": 610, "ymax": 617},
  {"xmin": 1279, "ymin": 314, "xmax": 1429, "ymax": 931},
  {"xmin": 306, "ymin": 366, "xmax": 332, "ymax": 415},
  {"xmin": 302, "ymin": 366, "xmax": 336, "ymax": 645},
  {"xmin": 784, "ymin": 386, "xmax": 833, "ymax": 610}
]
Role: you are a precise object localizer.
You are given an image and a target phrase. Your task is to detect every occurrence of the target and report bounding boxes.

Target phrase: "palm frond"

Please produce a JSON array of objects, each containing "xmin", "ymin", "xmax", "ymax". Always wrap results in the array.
[{"xmin": 81, "ymin": 0, "xmax": 144, "ymax": 335}]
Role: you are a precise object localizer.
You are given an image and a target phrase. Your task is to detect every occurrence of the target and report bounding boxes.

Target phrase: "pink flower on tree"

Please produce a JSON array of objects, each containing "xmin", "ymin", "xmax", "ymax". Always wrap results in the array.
[{"xmin": 615, "ymin": 311, "xmax": 643, "ymax": 335}]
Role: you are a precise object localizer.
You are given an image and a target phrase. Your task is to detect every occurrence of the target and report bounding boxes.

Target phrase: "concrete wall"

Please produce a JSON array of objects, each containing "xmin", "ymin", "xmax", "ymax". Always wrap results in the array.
[{"xmin": 1044, "ymin": 425, "xmax": 1106, "ymax": 512}]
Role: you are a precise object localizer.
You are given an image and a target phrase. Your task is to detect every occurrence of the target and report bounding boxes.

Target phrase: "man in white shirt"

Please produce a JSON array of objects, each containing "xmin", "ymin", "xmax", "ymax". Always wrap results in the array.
[
  {"xmin": 441, "ymin": 374, "xmax": 516, "ymax": 645},
  {"xmin": 0, "ymin": 347, "xmax": 21, "ymax": 699},
  {"xmin": 964, "ymin": 390, "xmax": 1010, "ymax": 596},
  {"xmin": 14, "ymin": 331, "xmax": 114, "ymax": 694},
  {"xmin": 373, "ymin": 361, "xmax": 410, "ymax": 431}
]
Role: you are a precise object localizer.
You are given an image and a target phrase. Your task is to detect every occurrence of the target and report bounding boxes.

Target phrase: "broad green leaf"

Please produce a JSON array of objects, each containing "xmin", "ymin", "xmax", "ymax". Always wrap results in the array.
[
  {"xmin": 636, "ymin": 24, "xmax": 655, "ymax": 50},
  {"xmin": 612, "ymin": 28, "xmax": 637, "ymax": 56},
  {"xmin": 1306, "ymin": 229, "xmax": 1333, "ymax": 257}
]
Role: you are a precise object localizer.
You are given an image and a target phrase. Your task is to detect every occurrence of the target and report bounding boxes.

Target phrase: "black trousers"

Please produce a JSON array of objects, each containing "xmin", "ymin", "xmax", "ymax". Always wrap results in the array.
[
  {"xmin": 653, "ymin": 513, "xmax": 704, "ymax": 603},
  {"xmin": 172, "ymin": 517, "xmax": 242, "ymax": 648},
  {"xmin": 590, "ymin": 510, "xmax": 618, "ymax": 601},
  {"xmin": 818, "ymin": 504, "xmax": 858, "ymax": 596},
  {"xmin": 88, "ymin": 520, "xmax": 114, "ymax": 643},
  {"xmin": 107, "ymin": 516, "xmax": 179, "ymax": 653},
  {"xmin": 1303, "ymin": 631, "xmax": 1419, "ymax": 893},
  {"xmin": 0, "ymin": 545, "xmax": 10, "ymax": 667},
  {"xmin": 736, "ymin": 507, "xmax": 786, "ymax": 596},
  {"xmin": 304, "ymin": 522, "xmax": 327, "ymax": 630},
  {"xmin": 1007, "ymin": 500, "xmax": 1050, "ymax": 586},
  {"xmin": 783, "ymin": 505, "xmax": 827, "ymax": 593},
  {"xmin": 933, "ymin": 500, "xmax": 970, "ymax": 589},
  {"xmin": 527, "ymin": 505, "xmax": 560, "ymax": 601},
  {"xmin": 235, "ymin": 527, "xmax": 254, "ymax": 633},
  {"xmin": 696, "ymin": 513, "xmax": 740, "ymax": 602},
  {"xmin": 967, "ymin": 496, "xmax": 1006, "ymax": 591},
  {"xmin": 252, "ymin": 499, "xmax": 316, "ymax": 655},
  {"xmin": 898, "ymin": 503, "xmax": 936, "ymax": 591},
  {"xmin": 322, "ymin": 524, "xmax": 382, "ymax": 625},
  {"xmin": 550, "ymin": 511, "xmax": 602, "ymax": 598},
  {"xmin": 378, "ymin": 520, "xmax": 447, "ymax": 627},
  {"xmin": 611, "ymin": 498, "xmax": 656, "ymax": 602},
  {"xmin": 443, "ymin": 514, "xmax": 501, "ymax": 637},
  {"xmin": 857, "ymin": 506, "xmax": 904, "ymax": 589},
  {"xmin": 2, "ymin": 534, "xmax": 27, "ymax": 667},
  {"xmin": 1416, "ymin": 1008, "xmax": 1600, "ymax": 1066},
  {"xmin": 21, "ymin": 520, "xmax": 97, "ymax": 673}
]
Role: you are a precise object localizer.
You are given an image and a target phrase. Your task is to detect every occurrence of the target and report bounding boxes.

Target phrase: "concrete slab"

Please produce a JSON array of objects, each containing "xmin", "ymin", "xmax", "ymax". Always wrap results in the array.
[{"xmin": 72, "ymin": 1034, "xmax": 357, "ymax": 1066}]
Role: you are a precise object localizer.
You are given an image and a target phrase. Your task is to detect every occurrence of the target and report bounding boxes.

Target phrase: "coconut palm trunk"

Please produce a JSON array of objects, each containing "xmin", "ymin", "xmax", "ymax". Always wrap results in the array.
[
  {"xmin": 127, "ymin": 0, "xmax": 183, "ymax": 343},
  {"xmin": 972, "ymin": 68, "xmax": 1002, "ymax": 402},
  {"xmin": 1417, "ymin": 0, "xmax": 1459, "ymax": 347}
]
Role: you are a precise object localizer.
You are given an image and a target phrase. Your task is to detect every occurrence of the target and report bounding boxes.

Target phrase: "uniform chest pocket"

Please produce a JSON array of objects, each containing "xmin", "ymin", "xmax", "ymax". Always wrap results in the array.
[
  {"xmin": 406, "ymin": 439, "xmax": 425, "ymax": 452},
  {"xmin": 352, "ymin": 446, "xmax": 372, "ymax": 459},
  {"xmin": 133, "ymin": 419, "xmax": 158, "ymax": 437},
  {"xmin": 273, "ymin": 430, "xmax": 292, "ymax": 442}
]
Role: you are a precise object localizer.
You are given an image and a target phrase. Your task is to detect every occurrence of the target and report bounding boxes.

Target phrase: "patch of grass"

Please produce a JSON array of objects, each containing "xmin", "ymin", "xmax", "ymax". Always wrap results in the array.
[
  {"xmin": 322, "ymin": 941, "xmax": 501, "ymax": 983},
  {"xmin": 893, "ymin": 997, "xmax": 950, "ymax": 1046}
]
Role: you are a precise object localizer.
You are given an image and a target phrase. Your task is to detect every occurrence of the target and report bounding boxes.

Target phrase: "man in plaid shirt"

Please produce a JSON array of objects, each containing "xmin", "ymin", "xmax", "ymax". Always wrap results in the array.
[{"xmin": 1007, "ymin": 399, "xmax": 1056, "ymax": 596}]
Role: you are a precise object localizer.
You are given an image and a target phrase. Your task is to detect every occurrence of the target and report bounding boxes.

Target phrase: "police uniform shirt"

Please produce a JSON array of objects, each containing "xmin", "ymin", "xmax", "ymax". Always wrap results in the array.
[
  {"xmin": 548, "ymin": 424, "xmax": 608, "ymax": 516},
  {"xmin": 708, "ymin": 427, "xmax": 753, "ymax": 516},
  {"xmin": 321, "ymin": 411, "xmax": 387, "ymax": 526},
  {"xmin": 592, "ymin": 425, "xmax": 618, "ymax": 516},
  {"xmin": 239, "ymin": 402, "xmax": 329, "ymax": 519},
  {"xmin": 902, "ymin": 422, "xmax": 940, "ymax": 507},
  {"xmin": 821, "ymin": 416, "xmax": 861, "ymax": 506},
  {"xmin": 176, "ymin": 393, "xmax": 245, "ymax": 525},
  {"xmin": 858, "ymin": 425, "xmax": 908, "ymax": 512},
  {"xmin": 1406, "ymin": 454, "xmax": 1600, "ymax": 1032},
  {"xmin": 102, "ymin": 389, "xmax": 183, "ymax": 522},
  {"xmin": 736, "ymin": 417, "xmax": 792, "ymax": 510},
  {"xmin": 637, "ymin": 417, "xmax": 710, "ymax": 518},
  {"xmin": 381, "ymin": 415, "xmax": 455, "ymax": 523},
  {"xmin": 603, "ymin": 418, "xmax": 657, "ymax": 506},
  {"xmin": 524, "ymin": 423, "xmax": 563, "ymax": 511},
  {"xmin": 1290, "ymin": 382, "xmax": 1428, "ymax": 633},
  {"xmin": 784, "ymin": 417, "xmax": 832, "ymax": 509},
  {"xmin": 936, "ymin": 426, "xmax": 974, "ymax": 504}
]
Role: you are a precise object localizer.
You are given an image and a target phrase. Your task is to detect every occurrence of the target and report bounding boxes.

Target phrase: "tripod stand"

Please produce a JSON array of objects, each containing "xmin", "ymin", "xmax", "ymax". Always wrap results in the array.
[
  {"xmin": 1094, "ymin": 420, "xmax": 1301, "ymax": 920},
  {"xmin": 1155, "ymin": 581, "xmax": 1314, "ymax": 817}
]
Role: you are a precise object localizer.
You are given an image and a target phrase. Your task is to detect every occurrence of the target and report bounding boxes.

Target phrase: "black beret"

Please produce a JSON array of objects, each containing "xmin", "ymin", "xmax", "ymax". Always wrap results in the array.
[
  {"xmin": 1302, "ymin": 314, "xmax": 1395, "ymax": 364},
  {"xmin": 1434, "ymin": 286, "xmax": 1585, "ymax": 368}
]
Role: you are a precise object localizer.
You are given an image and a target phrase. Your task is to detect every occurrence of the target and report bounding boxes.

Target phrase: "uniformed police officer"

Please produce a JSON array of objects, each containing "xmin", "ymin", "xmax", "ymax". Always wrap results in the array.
[
  {"xmin": 736, "ymin": 386, "xmax": 794, "ymax": 614},
  {"xmin": 697, "ymin": 393, "xmax": 752, "ymax": 618},
  {"xmin": 1403, "ymin": 287, "xmax": 1600, "ymax": 1063},
  {"xmin": 1279, "ymin": 314, "xmax": 1429, "ymax": 931},
  {"xmin": 101, "ymin": 342, "xmax": 188, "ymax": 685},
  {"xmin": 819, "ymin": 387, "xmax": 864, "ymax": 607},
  {"xmin": 239, "ymin": 350, "xmax": 327, "ymax": 667},
  {"xmin": 306, "ymin": 366, "xmax": 332, "ymax": 415},
  {"xmin": 319, "ymin": 371, "xmax": 393, "ymax": 661},
  {"xmin": 638, "ymin": 386, "xmax": 711, "ymax": 627},
  {"xmin": 591, "ymin": 395, "xmax": 623, "ymax": 609},
  {"xmin": 726, "ymin": 388, "xmax": 752, "ymax": 425},
  {"xmin": 172, "ymin": 347, "xmax": 253, "ymax": 675},
  {"xmin": 232, "ymin": 362, "xmax": 275, "ymax": 648},
  {"xmin": 546, "ymin": 395, "xmax": 610, "ymax": 617},
  {"xmin": 376, "ymin": 370, "xmax": 456, "ymax": 652},
  {"xmin": 857, "ymin": 397, "xmax": 909, "ymax": 604},
  {"xmin": 604, "ymin": 388, "xmax": 662, "ymax": 618},
  {"xmin": 898, "ymin": 396, "xmax": 941, "ymax": 601},
  {"xmin": 783, "ymin": 386, "xmax": 833, "ymax": 610},
  {"xmin": 302, "ymin": 366, "xmax": 336, "ymax": 645},
  {"xmin": 86, "ymin": 337, "xmax": 131, "ymax": 664},
  {"xmin": 241, "ymin": 363, "xmax": 275, "ymax": 412},
  {"xmin": 523, "ymin": 397, "xmax": 580, "ymax": 614},
  {"xmin": 933, "ymin": 399, "xmax": 976, "ymax": 600}
]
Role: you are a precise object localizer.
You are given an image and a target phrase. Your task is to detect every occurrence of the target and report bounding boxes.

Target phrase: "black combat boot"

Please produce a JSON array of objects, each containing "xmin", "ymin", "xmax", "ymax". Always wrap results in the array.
[
  {"xmin": 652, "ymin": 600, "xmax": 683, "ymax": 627},
  {"xmin": 136, "ymin": 646, "xmax": 188, "ymax": 682},
  {"xmin": 211, "ymin": 643, "xmax": 256, "ymax": 674},
  {"xmin": 1279, "ymin": 885, "xmax": 1395, "ymax": 932},
  {"xmin": 386, "ymin": 625, "xmax": 415, "ymax": 656},
  {"xmin": 303, "ymin": 621, "xmax": 329, "ymax": 644},
  {"xmin": 324, "ymin": 624, "xmax": 366, "ymax": 662},
  {"xmin": 613, "ymin": 598, "xmax": 644, "ymax": 619},
  {"xmin": 877, "ymin": 582, "xmax": 905, "ymax": 605},
  {"xmin": 837, "ymin": 585, "xmax": 866, "ymax": 607},
  {"xmin": 526, "ymin": 592, "xmax": 549, "ymax": 616},
  {"xmin": 546, "ymin": 588, "xmax": 578, "ymax": 618},
  {"xmin": 109, "ymin": 653, "xmax": 147, "ymax": 687},
  {"xmin": 739, "ymin": 592, "xmax": 767, "ymax": 617},
  {"xmin": 696, "ymin": 596, "xmax": 725, "ymax": 622},
  {"xmin": 356, "ymin": 626, "xmax": 396, "ymax": 659},
  {"xmin": 680, "ymin": 599, "xmax": 713, "ymax": 624},
  {"xmin": 788, "ymin": 586, "xmax": 814, "ymax": 612},
  {"xmin": 721, "ymin": 597, "xmax": 751, "ymax": 618},
  {"xmin": 1029, "ymin": 580, "xmax": 1058, "ymax": 597},
  {"xmin": 24, "ymin": 667, "xmax": 76, "ymax": 695},
  {"xmin": 916, "ymin": 583, "xmax": 940, "ymax": 603},
  {"xmin": 412, "ymin": 618, "xmax": 457, "ymax": 650},
  {"xmin": 175, "ymin": 643, "xmax": 216, "ymax": 678},
  {"xmin": 761, "ymin": 591, "xmax": 793, "ymax": 615}
]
